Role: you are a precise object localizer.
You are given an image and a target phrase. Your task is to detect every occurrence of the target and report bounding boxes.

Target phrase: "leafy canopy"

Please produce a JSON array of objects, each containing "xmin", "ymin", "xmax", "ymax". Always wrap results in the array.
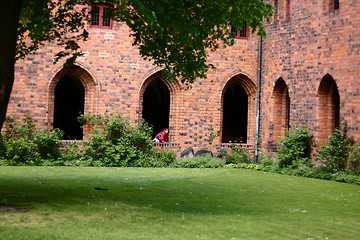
[{"xmin": 17, "ymin": 0, "xmax": 273, "ymax": 84}]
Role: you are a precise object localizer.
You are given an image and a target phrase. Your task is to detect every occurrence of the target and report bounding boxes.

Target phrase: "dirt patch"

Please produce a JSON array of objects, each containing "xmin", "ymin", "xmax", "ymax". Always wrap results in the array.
[{"xmin": 0, "ymin": 206, "xmax": 26, "ymax": 212}]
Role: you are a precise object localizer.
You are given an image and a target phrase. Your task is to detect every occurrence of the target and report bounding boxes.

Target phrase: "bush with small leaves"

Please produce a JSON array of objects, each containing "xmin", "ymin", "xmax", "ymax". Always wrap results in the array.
[
  {"xmin": 80, "ymin": 113, "xmax": 176, "ymax": 167},
  {"xmin": 317, "ymin": 125, "xmax": 354, "ymax": 173},
  {"xmin": 0, "ymin": 115, "xmax": 63, "ymax": 165},
  {"xmin": 224, "ymin": 145, "xmax": 252, "ymax": 164},
  {"xmin": 173, "ymin": 154, "xmax": 225, "ymax": 168},
  {"xmin": 348, "ymin": 146, "xmax": 360, "ymax": 172},
  {"xmin": 277, "ymin": 127, "xmax": 313, "ymax": 169}
]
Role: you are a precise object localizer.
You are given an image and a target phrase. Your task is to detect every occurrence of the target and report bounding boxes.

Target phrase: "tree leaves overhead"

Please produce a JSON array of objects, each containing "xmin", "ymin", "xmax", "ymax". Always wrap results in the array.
[
  {"xmin": 17, "ymin": 0, "xmax": 91, "ymax": 65},
  {"xmin": 115, "ymin": 0, "xmax": 273, "ymax": 84},
  {"xmin": 16, "ymin": 0, "xmax": 272, "ymax": 84}
]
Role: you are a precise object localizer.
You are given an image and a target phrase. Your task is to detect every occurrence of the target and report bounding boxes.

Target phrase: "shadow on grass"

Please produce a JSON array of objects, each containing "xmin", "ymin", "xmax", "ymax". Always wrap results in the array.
[{"xmin": 0, "ymin": 167, "xmax": 266, "ymax": 216}]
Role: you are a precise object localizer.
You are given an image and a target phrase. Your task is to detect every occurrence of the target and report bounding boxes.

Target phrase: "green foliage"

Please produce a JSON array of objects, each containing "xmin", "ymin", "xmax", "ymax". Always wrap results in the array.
[
  {"xmin": 80, "ymin": 113, "xmax": 176, "ymax": 167},
  {"xmin": 117, "ymin": 0, "xmax": 273, "ymax": 83},
  {"xmin": 16, "ymin": 0, "xmax": 273, "ymax": 84},
  {"xmin": 173, "ymin": 154, "xmax": 225, "ymax": 168},
  {"xmin": 223, "ymin": 145, "xmax": 252, "ymax": 164},
  {"xmin": 259, "ymin": 151, "xmax": 274, "ymax": 166},
  {"xmin": 317, "ymin": 126, "xmax": 354, "ymax": 173},
  {"xmin": 348, "ymin": 146, "xmax": 360, "ymax": 171},
  {"xmin": 0, "ymin": 115, "xmax": 63, "ymax": 165},
  {"xmin": 58, "ymin": 142, "xmax": 83, "ymax": 166},
  {"xmin": 17, "ymin": 0, "xmax": 90, "ymax": 64},
  {"xmin": 277, "ymin": 127, "xmax": 313, "ymax": 169},
  {"xmin": 150, "ymin": 149, "xmax": 177, "ymax": 167},
  {"xmin": 0, "ymin": 113, "xmax": 175, "ymax": 167}
]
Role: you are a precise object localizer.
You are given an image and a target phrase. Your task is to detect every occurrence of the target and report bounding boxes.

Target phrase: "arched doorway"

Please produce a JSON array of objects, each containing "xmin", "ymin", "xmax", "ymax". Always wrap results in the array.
[
  {"xmin": 53, "ymin": 75, "xmax": 85, "ymax": 139},
  {"xmin": 318, "ymin": 74, "xmax": 340, "ymax": 144},
  {"xmin": 272, "ymin": 78, "xmax": 290, "ymax": 141},
  {"xmin": 142, "ymin": 78, "xmax": 170, "ymax": 137},
  {"xmin": 222, "ymin": 81, "xmax": 248, "ymax": 143}
]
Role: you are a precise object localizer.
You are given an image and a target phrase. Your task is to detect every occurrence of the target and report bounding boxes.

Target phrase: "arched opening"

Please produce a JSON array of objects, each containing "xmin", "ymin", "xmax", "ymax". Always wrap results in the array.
[
  {"xmin": 142, "ymin": 78, "xmax": 170, "ymax": 137},
  {"xmin": 222, "ymin": 82, "xmax": 248, "ymax": 143},
  {"xmin": 272, "ymin": 78, "xmax": 290, "ymax": 141},
  {"xmin": 318, "ymin": 74, "xmax": 340, "ymax": 144},
  {"xmin": 53, "ymin": 75, "xmax": 85, "ymax": 139}
]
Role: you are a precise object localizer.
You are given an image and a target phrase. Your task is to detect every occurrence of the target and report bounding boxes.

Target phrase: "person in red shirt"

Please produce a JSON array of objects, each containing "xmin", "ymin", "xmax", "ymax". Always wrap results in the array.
[{"xmin": 153, "ymin": 128, "xmax": 169, "ymax": 143}]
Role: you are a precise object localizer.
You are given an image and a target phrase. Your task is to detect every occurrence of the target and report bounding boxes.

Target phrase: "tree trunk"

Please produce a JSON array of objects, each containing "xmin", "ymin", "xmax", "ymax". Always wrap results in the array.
[{"xmin": 0, "ymin": 0, "xmax": 22, "ymax": 132}]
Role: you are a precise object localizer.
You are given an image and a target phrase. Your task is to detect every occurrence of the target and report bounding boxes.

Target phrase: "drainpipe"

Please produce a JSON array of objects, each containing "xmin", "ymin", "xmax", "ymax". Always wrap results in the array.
[{"xmin": 254, "ymin": 34, "xmax": 263, "ymax": 164}]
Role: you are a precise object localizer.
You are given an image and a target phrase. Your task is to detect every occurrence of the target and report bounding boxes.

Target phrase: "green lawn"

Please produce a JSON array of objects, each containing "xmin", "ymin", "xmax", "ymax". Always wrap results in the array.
[{"xmin": 0, "ymin": 166, "xmax": 359, "ymax": 240}]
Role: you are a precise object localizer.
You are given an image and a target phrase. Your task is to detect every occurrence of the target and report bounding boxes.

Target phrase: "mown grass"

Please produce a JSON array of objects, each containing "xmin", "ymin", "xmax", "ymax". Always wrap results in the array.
[{"xmin": 0, "ymin": 166, "xmax": 359, "ymax": 240}]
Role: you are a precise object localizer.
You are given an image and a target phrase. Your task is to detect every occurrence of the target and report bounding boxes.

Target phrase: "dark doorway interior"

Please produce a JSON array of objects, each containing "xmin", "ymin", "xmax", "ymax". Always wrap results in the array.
[
  {"xmin": 222, "ymin": 82, "xmax": 248, "ymax": 143},
  {"xmin": 53, "ymin": 75, "xmax": 85, "ymax": 140},
  {"xmin": 332, "ymin": 86, "xmax": 340, "ymax": 130},
  {"xmin": 142, "ymin": 79, "xmax": 170, "ymax": 137}
]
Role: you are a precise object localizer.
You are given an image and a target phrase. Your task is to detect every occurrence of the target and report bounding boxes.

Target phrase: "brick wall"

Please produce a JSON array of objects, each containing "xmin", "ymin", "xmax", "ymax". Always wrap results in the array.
[
  {"xmin": 9, "ymin": 0, "xmax": 360, "ymax": 157},
  {"xmin": 260, "ymin": 0, "xmax": 360, "ymax": 155},
  {"xmin": 10, "ymin": 13, "xmax": 260, "ymax": 156}
]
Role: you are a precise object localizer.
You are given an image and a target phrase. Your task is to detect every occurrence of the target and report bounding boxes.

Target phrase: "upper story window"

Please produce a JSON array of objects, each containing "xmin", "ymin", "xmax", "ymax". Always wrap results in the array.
[
  {"xmin": 273, "ymin": 0, "xmax": 290, "ymax": 22},
  {"xmin": 274, "ymin": 0, "xmax": 278, "ymax": 21},
  {"xmin": 285, "ymin": 0, "xmax": 290, "ymax": 21},
  {"xmin": 231, "ymin": 22, "xmax": 249, "ymax": 39},
  {"xmin": 331, "ymin": 0, "xmax": 340, "ymax": 11},
  {"xmin": 90, "ymin": 5, "xmax": 112, "ymax": 29}
]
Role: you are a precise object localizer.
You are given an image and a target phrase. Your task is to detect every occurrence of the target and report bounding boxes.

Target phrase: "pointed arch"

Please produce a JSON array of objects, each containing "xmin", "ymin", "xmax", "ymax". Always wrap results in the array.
[
  {"xmin": 139, "ymin": 71, "xmax": 181, "ymax": 140},
  {"xmin": 317, "ymin": 74, "xmax": 340, "ymax": 144},
  {"xmin": 272, "ymin": 77, "xmax": 290, "ymax": 141},
  {"xmin": 221, "ymin": 74, "xmax": 257, "ymax": 143},
  {"xmin": 48, "ymin": 65, "xmax": 97, "ymax": 139}
]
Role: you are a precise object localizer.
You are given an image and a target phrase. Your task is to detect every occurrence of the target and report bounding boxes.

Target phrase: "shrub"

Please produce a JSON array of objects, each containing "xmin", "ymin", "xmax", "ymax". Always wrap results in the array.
[
  {"xmin": 348, "ymin": 146, "xmax": 360, "ymax": 172},
  {"xmin": 0, "ymin": 115, "xmax": 63, "ymax": 165},
  {"xmin": 259, "ymin": 151, "xmax": 274, "ymax": 167},
  {"xmin": 277, "ymin": 127, "xmax": 313, "ymax": 169},
  {"xmin": 147, "ymin": 149, "xmax": 177, "ymax": 167},
  {"xmin": 80, "ymin": 113, "xmax": 176, "ymax": 167},
  {"xmin": 173, "ymin": 154, "xmax": 225, "ymax": 168},
  {"xmin": 317, "ymin": 125, "xmax": 354, "ymax": 173},
  {"xmin": 224, "ymin": 145, "xmax": 252, "ymax": 164},
  {"xmin": 58, "ymin": 142, "xmax": 82, "ymax": 166}
]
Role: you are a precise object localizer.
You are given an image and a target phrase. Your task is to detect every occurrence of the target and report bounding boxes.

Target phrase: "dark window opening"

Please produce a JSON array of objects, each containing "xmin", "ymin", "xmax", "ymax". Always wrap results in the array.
[
  {"xmin": 286, "ymin": 0, "xmax": 290, "ymax": 20},
  {"xmin": 53, "ymin": 75, "xmax": 84, "ymax": 140},
  {"xmin": 222, "ymin": 82, "xmax": 248, "ymax": 143},
  {"xmin": 91, "ymin": 5, "xmax": 112, "ymax": 28},
  {"xmin": 142, "ymin": 79, "xmax": 170, "ymax": 138},
  {"xmin": 231, "ymin": 22, "xmax": 249, "ymax": 39},
  {"xmin": 333, "ymin": 0, "xmax": 340, "ymax": 10},
  {"xmin": 333, "ymin": 86, "xmax": 340, "ymax": 130}
]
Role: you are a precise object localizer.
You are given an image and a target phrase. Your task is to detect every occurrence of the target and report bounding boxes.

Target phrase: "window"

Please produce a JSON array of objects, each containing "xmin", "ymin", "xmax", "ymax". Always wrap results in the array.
[
  {"xmin": 90, "ymin": 5, "xmax": 112, "ymax": 28},
  {"xmin": 231, "ymin": 22, "xmax": 249, "ymax": 39},
  {"xmin": 285, "ymin": 0, "xmax": 290, "ymax": 20},
  {"xmin": 331, "ymin": 0, "xmax": 340, "ymax": 11},
  {"xmin": 274, "ymin": 0, "xmax": 278, "ymax": 21}
]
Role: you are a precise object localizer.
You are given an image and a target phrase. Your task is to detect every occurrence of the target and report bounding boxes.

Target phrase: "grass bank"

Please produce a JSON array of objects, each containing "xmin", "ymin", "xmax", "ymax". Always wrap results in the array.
[{"xmin": 0, "ymin": 166, "xmax": 359, "ymax": 239}]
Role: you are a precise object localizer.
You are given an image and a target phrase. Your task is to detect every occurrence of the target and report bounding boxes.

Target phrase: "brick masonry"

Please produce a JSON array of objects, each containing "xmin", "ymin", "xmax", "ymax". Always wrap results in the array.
[{"xmin": 8, "ymin": 0, "xmax": 360, "ymax": 157}]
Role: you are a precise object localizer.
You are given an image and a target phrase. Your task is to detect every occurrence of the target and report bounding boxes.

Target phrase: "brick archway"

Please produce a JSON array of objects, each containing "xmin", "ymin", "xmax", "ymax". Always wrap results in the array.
[
  {"xmin": 48, "ymin": 65, "xmax": 97, "ymax": 138},
  {"xmin": 272, "ymin": 77, "xmax": 290, "ymax": 142},
  {"xmin": 220, "ymin": 74, "xmax": 257, "ymax": 144},
  {"xmin": 317, "ymin": 74, "xmax": 340, "ymax": 144},
  {"xmin": 138, "ymin": 71, "xmax": 181, "ymax": 142}
]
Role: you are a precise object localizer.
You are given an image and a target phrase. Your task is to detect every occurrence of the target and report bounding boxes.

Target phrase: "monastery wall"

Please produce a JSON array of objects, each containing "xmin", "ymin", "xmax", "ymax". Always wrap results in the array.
[
  {"xmin": 261, "ymin": 0, "xmax": 360, "ymax": 155},
  {"xmin": 8, "ymin": 0, "xmax": 360, "ymax": 157}
]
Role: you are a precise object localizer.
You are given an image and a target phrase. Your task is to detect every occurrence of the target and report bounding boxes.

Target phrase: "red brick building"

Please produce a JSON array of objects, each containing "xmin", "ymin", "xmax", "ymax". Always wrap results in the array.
[{"xmin": 9, "ymin": 0, "xmax": 360, "ymax": 157}]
